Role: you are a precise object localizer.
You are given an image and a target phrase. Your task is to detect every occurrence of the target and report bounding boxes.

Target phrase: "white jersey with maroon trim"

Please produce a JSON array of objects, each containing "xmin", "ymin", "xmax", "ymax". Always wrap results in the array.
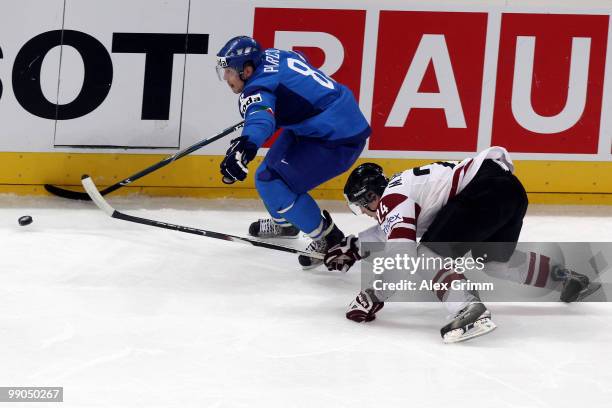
[{"xmin": 373, "ymin": 146, "xmax": 514, "ymax": 243}]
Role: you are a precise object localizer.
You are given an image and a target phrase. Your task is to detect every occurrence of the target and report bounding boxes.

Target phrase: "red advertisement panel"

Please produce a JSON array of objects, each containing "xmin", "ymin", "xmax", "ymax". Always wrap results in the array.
[
  {"xmin": 253, "ymin": 7, "xmax": 366, "ymax": 98},
  {"xmin": 492, "ymin": 13, "xmax": 608, "ymax": 154},
  {"xmin": 253, "ymin": 8, "xmax": 366, "ymax": 147},
  {"xmin": 370, "ymin": 11, "xmax": 488, "ymax": 151}
]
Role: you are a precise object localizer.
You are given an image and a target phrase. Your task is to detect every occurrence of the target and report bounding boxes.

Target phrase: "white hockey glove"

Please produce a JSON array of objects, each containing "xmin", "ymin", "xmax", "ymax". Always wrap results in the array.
[
  {"xmin": 346, "ymin": 288, "xmax": 384, "ymax": 323},
  {"xmin": 324, "ymin": 235, "xmax": 362, "ymax": 273}
]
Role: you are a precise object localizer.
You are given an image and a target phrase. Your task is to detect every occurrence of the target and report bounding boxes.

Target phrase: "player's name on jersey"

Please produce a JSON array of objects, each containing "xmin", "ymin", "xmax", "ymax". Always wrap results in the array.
[{"xmin": 372, "ymin": 279, "xmax": 495, "ymax": 293}]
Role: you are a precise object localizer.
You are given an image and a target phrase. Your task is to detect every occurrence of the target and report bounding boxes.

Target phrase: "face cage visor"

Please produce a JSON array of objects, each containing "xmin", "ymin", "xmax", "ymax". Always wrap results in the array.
[
  {"xmin": 216, "ymin": 65, "xmax": 242, "ymax": 82},
  {"xmin": 216, "ymin": 55, "xmax": 243, "ymax": 81},
  {"xmin": 344, "ymin": 193, "xmax": 374, "ymax": 215}
]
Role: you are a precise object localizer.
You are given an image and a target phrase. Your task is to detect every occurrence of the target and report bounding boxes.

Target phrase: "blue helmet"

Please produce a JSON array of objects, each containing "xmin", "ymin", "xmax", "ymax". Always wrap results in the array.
[{"xmin": 216, "ymin": 36, "xmax": 263, "ymax": 80}]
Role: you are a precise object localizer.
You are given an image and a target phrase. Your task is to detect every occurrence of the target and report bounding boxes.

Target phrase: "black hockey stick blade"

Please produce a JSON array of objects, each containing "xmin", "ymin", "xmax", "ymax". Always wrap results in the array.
[
  {"xmin": 44, "ymin": 183, "xmax": 95, "ymax": 200},
  {"xmin": 45, "ymin": 120, "xmax": 245, "ymax": 201},
  {"xmin": 81, "ymin": 175, "xmax": 324, "ymax": 260}
]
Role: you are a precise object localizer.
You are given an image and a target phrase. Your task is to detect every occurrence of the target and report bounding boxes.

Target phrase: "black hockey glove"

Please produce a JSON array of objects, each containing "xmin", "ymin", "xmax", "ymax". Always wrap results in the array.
[
  {"xmin": 324, "ymin": 235, "xmax": 362, "ymax": 273},
  {"xmin": 346, "ymin": 288, "xmax": 384, "ymax": 322},
  {"xmin": 220, "ymin": 136, "xmax": 258, "ymax": 184}
]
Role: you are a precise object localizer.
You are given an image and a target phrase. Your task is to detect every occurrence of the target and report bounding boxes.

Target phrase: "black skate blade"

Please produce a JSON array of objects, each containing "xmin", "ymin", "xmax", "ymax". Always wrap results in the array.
[
  {"xmin": 576, "ymin": 282, "xmax": 603, "ymax": 301},
  {"xmin": 248, "ymin": 233, "xmax": 301, "ymax": 240}
]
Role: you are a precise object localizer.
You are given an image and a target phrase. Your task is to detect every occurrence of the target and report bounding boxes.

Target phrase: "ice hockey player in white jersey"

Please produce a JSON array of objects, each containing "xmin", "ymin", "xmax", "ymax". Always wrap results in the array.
[{"xmin": 324, "ymin": 146, "xmax": 601, "ymax": 343}]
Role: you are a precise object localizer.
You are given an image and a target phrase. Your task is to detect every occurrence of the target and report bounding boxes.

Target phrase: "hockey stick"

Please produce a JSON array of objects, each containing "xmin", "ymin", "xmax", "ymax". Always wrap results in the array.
[
  {"xmin": 45, "ymin": 120, "xmax": 245, "ymax": 201},
  {"xmin": 81, "ymin": 175, "xmax": 324, "ymax": 260}
]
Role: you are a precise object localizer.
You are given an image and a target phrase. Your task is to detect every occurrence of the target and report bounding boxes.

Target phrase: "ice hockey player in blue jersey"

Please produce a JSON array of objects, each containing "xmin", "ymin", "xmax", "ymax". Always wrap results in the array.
[{"xmin": 216, "ymin": 36, "xmax": 371, "ymax": 268}]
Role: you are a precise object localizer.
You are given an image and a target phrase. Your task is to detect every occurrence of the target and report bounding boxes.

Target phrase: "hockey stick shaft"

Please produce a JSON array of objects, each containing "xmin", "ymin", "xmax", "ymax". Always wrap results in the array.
[
  {"xmin": 81, "ymin": 175, "xmax": 324, "ymax": 260},
  {"xmin": 45, "ymin": 120, "xmax": 245, "ymax": 200}
]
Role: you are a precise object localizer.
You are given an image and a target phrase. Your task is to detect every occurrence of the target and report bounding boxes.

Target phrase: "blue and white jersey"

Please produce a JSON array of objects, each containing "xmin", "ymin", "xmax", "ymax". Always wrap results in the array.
[{"xmin": 238, "ymin": 48, "xmax": 371, "ymax": 148}]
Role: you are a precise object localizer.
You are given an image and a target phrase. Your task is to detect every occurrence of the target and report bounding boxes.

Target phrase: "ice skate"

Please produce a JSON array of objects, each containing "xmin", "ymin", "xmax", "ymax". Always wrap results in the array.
[
  {"xmin": 249, "ymin": 218, "xmax": 300, "ymax": 239},
  {"xmin": 440, "ymin": 302, "xmax": 497, "ymax": 344},
  {"xmin": 552, "ymin": 267, "xmax": 602, "ymax": 302},
  {"xmin": 298, "ymin": 210, "xmax": 344, "ymax": 269}
]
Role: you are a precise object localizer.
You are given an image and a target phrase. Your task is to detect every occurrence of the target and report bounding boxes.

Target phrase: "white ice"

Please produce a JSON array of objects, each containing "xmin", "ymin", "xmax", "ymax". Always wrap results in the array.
[{"xmin": 1, "ymin": 195, "xmax": 611, "ymax": 408}]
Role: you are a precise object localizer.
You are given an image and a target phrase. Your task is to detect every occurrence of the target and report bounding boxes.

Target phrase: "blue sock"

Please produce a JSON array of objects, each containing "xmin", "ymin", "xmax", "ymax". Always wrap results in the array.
[
  {"xmin": 256, "ymin": 163, "xmax": 323, "ymax": 235},
  {"xmin": 279, "ymin": 193, "xmax": 322, "ymax": 236}
]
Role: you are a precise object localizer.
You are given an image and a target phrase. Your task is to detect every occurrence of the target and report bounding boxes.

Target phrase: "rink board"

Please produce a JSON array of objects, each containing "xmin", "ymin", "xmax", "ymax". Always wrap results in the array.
[
  {"xmin": 2, "ymin": 1, "xmax": 612, "ymax": 202},
  {"xmin": 2, "ymin": 151, "xmax": 612, "ymax": 204}
]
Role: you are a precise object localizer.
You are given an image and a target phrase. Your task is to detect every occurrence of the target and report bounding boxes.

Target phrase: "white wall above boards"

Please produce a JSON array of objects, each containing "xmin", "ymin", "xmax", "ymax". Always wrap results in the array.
[
  {"xmin": 0, "ymin": 0, "xmax": 64, "ymax": 152},
  {"xmin": 54, "ymin": 0, "xmax": 207, "ymax": 149},
  {"xmin": 179, "ymin": 0, "xmax": 251, "ymax": 156}
]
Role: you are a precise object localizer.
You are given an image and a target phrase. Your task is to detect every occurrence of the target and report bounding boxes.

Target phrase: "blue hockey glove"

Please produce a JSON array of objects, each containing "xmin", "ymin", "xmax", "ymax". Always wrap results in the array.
[{"xmin": 220, "ymin": 136, "xmax": 257, "ymax": 184}]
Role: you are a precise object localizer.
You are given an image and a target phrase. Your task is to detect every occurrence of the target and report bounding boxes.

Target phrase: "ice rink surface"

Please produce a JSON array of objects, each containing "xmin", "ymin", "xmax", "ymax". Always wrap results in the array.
[{"xmin": 1, "ymin": 195, "xmax": 612, "ymax": 408}]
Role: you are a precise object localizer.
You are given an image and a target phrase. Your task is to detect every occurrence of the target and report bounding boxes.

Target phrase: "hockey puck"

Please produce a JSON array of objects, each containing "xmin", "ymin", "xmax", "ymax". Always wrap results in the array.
[{"xmin": 18, "ymin": 215, "xmax": 33, "ymax": 226}]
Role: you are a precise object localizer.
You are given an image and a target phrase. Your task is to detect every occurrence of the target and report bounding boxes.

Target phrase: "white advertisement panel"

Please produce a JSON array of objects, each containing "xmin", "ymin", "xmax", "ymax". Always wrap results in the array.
[
  {"xmin": 181, "ymin": 0, "xmax": 249, "ymax": 149},
  {"xmin": 0, "ymin": 0, "xmax": 63, "ymax": 150},
  {"xmin": 54, "ymin": 0, "xmax": 192, "ymax": 148}
]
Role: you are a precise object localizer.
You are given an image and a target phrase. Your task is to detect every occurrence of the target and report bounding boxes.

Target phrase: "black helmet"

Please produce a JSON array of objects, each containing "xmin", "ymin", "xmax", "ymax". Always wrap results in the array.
[{"xmin": 344, "ymin": 163, "xmax": 389, "ymax": 208}]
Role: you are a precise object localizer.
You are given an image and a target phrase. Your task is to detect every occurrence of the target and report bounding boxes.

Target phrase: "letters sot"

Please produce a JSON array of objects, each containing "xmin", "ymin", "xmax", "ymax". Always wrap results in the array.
[{"xmin": 1, "ymin": 31, "xmax": 208, "ymax": 120}]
